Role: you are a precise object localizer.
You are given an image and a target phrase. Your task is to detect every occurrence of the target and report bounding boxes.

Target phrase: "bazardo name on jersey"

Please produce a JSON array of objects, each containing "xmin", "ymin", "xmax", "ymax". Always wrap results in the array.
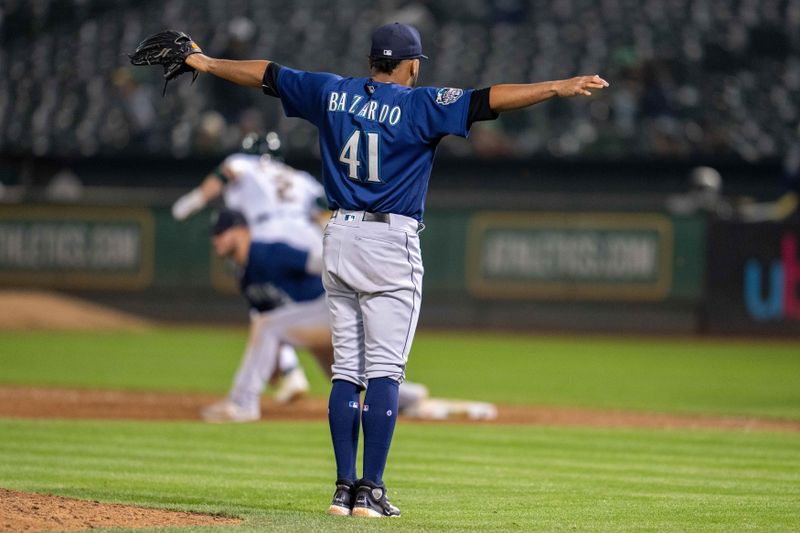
[{"xmin": 274, "ymin": 66, "xmax": 474, "ymax": 221}]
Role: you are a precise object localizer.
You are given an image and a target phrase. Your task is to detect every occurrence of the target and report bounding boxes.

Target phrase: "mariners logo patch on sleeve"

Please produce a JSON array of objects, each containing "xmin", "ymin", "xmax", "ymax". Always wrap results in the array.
[{"xmin": 435, "ymin": 87, "xmax": 464, "ymax": 105}]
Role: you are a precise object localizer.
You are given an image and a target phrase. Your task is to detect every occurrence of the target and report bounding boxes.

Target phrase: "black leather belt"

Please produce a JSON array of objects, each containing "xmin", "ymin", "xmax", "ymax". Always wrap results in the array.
[
  {"xmin": 362, "ymin": 212, "xmax": 390, "ymax": 223},
  {"xmin": 333, "ymin": 210, "xmax": 390, "ymax": 223}
]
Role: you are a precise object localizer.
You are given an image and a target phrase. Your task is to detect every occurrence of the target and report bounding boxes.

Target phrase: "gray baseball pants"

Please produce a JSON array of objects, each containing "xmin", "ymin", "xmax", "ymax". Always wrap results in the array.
[{"xmin": 322, "ymin": 209, "xmax": 424, "ymax": 389}]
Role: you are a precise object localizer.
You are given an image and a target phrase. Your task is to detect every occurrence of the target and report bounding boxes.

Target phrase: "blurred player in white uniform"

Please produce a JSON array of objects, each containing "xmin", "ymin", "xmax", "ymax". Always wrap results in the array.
[
  {"xmin": 172, "ymin": 132, "xmax": 323, "ymax": 409},
  {"xmin": 174, "ymin": 132, "xmax": 326, "ymax": 255}
]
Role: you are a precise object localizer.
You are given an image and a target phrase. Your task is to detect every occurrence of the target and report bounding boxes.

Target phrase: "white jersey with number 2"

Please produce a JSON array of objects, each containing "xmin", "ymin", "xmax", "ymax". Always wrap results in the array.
[{"xmin": 222, "ymin": 153, "xmax": 325, "ymax": 253}]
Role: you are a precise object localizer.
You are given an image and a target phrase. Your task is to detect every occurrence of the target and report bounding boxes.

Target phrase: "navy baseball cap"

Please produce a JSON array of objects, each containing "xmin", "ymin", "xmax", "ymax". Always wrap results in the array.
[
  {"xmin": 209, "ymin": 208, "xmax": 247, "ymax": 236},
  {"xmin": 370, "ymin": 23, "xmax": 428, "ymax": 60}
]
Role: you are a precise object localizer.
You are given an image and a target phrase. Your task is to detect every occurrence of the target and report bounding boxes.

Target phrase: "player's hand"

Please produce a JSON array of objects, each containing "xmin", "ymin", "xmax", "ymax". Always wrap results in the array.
[
  {"xmin": 555, "ymin": 75, "xmax": 609, "ymax": 97},
  {"xmin": 184, "ymin": 53, "xmax": 208, "ymax": 72}
]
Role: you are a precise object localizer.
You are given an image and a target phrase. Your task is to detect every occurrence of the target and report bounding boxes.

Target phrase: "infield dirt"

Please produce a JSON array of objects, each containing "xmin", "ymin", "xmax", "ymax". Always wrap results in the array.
[
  {"xmin": 0, "ymin": 290, "xmax": 149, "ymax": 331},
  {"xmin": 1, "ymin": 385, "xmax": 798, "ymax": 432}
]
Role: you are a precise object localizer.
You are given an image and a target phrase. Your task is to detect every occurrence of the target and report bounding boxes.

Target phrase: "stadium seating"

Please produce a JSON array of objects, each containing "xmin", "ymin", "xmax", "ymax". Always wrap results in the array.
[{"xmin": 1, "ymin": 0, "xmax": 798, "ymax": 160}]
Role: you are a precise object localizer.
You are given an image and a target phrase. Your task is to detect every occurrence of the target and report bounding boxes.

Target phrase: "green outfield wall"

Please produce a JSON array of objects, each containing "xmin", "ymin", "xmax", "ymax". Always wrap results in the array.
[
  {"xmin": 421, "ymin": 210, "xmax": 705, "ymax": 303},
  {"xmin": 0, "ymin": 203, "xmax": 712, "ymax": 332}
]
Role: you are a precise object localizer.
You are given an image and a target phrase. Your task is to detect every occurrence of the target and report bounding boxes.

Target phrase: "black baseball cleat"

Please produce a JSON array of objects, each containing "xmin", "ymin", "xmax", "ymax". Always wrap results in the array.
[
  {"xmin": 327, "ymin": 479, "xmax": 356, "ymax": 516},
  {"xmin": 351, "ymin": 479, "xmax": 400, "ymax": 518}
]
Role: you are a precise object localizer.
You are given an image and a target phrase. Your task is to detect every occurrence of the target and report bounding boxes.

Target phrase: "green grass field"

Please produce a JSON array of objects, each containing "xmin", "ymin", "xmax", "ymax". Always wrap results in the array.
[
  {"xmin": 3, "ymin": 329, "xmax": 800, "ymax": 418},
  {"xmin": 2, "ymin": 328, "xmax": 800, "ymax": 531}
]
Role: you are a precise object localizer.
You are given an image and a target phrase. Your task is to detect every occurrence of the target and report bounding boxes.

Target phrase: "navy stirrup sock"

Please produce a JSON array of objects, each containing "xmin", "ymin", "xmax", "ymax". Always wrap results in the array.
[
  {"xmin": 361, "ymin": 377, "xmax": 400, "ymax": 485},
  {"xmin": 328, "ymin": 379, "xmax": 361, "ymax": 481}
]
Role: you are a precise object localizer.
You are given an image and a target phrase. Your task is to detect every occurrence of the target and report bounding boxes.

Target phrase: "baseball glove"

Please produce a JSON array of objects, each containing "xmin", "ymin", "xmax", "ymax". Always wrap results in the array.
[{"xmin": 129, "ymin": 30, "xmax": 202, "ymax": 96}]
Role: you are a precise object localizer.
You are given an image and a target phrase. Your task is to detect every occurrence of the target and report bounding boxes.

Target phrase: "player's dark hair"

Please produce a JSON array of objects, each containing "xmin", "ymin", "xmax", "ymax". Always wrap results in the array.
[{"xmin": 369, "ymin": 56, "xmax": 402, "ymax": 74}]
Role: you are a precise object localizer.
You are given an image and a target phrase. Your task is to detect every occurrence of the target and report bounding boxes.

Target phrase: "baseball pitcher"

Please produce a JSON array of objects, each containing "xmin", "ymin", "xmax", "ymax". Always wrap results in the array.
[{"xmin": 131, "ymin": 23, "xmax": 608, "ymax": 518}]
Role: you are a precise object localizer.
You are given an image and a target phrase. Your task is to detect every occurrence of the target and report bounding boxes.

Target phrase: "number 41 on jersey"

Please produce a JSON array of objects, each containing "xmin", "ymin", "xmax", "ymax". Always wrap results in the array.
[{"xmin": 339, "ymin": 130, "xmax": 381, "ymax": 183}]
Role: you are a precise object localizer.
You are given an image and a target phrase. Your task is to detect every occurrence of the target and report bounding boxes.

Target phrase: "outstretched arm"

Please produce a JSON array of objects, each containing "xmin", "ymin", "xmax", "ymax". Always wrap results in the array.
[
  {"xmin": 489, "ymin": 75, "xmax": 609, "ymax": 112},
  {"xmin": 171, "ymin": 174, "xmax": 225, "ymax": 221},
  {"xmin": 185, "ymin": 55, "xmax": 270, "ymax": 88}
]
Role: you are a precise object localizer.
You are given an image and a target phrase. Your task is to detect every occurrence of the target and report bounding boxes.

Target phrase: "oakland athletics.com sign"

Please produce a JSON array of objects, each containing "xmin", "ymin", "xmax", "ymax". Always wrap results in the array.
[
  {"xmin": 0, "ymin": 206, "xmax": 154, "ymax": 290},
  {"xmin": 706, "ymin": 221, "xmax": 800, "ymax": 335}
]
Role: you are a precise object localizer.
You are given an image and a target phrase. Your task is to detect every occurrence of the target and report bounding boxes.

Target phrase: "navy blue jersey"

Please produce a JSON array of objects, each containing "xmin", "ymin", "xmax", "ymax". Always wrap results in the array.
[
  {"xmin": 276, "ymin": 66, "xmax": 473, "ymax": 221},
  {"xmin": 240, "ymin": 241, "xmax": 324, "ymax": 313}
]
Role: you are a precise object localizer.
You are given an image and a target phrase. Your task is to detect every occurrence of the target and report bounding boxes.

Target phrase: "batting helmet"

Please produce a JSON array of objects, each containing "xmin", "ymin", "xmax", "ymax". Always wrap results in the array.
[
  {"xmin": 689, "ymin": 166, "xmax": 722, "ymax": 194},
  {"xmin": 240, "ymin": 131, "xmax": 283, "ymax": 159}
]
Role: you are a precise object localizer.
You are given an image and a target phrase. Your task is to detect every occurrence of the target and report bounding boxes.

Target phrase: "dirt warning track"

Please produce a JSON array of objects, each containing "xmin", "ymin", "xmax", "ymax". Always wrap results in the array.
[{"xmin": 1, "ymin": 385, "xmax": 798, "ymax": 432}]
